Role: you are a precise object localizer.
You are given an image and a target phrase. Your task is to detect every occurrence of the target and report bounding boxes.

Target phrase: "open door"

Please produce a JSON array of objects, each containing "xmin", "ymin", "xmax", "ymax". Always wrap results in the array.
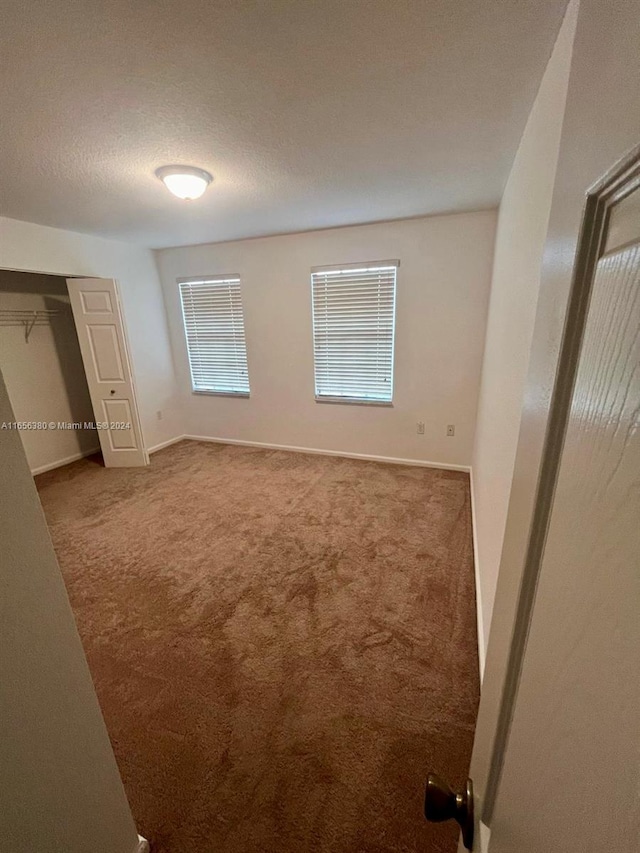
[
  {"xmin": 66, "ymin": 277, "xmax": 148, "ymax": 468},
  {"xmin": 425, "ymin": 156, "xmax": 640, "ymax": 853},
  {"xmin": 480, "ymin": 155, "xmax": 640, "ymax": 852}
]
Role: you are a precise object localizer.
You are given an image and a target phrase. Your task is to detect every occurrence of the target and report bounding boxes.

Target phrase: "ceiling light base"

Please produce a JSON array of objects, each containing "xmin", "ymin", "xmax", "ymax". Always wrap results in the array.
[{"xmin": 155, "ymin": 165, "xmax": 213, "ymax": 200}]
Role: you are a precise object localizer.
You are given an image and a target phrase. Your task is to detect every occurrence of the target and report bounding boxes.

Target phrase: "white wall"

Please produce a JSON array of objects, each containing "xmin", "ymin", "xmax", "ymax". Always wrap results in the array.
[
  {"xmin": 0, "ymin": 368, "xmax": 139, "ymax": 853},
  {"xmin": 0, "ymin": 216, "xmax": 181, "ymax": 452},
  {"xmin": 470, "ymin": 8, "xmax": 575, "ymax": 664},
  {"xmin": 156, "ymin": 212, "xmax": 496, "ymax": 468},
  {"xmin": 0, "ymin": 270, "xmax": 99, "ymax": 472},
  {"xmin": 466, "ymin": 2, "xmax": 580, "ymax": 835}
]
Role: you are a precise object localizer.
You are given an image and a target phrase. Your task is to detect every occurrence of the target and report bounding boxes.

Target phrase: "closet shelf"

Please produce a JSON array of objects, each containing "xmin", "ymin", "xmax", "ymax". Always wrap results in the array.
[{"xmin": 0, "ymin": 309, "xmax": 61, "ymax": 342}]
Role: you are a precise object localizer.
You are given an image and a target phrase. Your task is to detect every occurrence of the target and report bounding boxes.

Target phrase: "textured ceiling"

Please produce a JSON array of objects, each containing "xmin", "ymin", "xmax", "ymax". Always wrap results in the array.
[{"xmin": 0, "ymin": 0, "xmax": 567, "ymax": 249}]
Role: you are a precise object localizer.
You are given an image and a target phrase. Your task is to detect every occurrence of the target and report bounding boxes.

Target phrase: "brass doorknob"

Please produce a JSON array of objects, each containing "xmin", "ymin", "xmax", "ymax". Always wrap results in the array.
[{"xmin": 424, "ymin": 773, "xmax": 474, "ymax": 850}]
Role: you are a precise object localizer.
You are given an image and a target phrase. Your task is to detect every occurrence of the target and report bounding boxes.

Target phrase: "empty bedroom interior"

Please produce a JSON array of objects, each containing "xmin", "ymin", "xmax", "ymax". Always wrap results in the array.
[{"xmin": 3, "ymin": 0, "xmax": 636, "ymax": 852}]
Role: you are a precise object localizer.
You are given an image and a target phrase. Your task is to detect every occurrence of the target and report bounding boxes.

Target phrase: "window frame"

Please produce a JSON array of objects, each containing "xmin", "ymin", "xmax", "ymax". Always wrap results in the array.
[
  {"xmin": 310, "ymin": 259, "xmax": 399, "ymax": 407},
  {"xmin": 178, "ymin": 274, "xmax": 251, "ymax": 398}
]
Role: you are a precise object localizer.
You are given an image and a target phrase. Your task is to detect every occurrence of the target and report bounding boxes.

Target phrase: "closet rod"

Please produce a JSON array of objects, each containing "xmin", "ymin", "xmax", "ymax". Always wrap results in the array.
[{"xmin": 0, "ymin": 309, "xmax": 61, "ymax": 342}]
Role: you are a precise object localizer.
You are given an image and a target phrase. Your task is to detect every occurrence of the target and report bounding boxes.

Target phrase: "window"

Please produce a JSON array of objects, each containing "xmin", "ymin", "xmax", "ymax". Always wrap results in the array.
[
  {"xmin": 179, "ymin": 276, "xmax": 250, "ymax": 396},
  {"xmin": 311, "ymin": 260, "xmax": 398, "ymax": 404}
]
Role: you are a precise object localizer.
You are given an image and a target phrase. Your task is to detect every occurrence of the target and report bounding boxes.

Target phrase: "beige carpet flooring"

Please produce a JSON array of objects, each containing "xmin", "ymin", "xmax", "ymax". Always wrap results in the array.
[{"xmin": 36, "ymin": 440, "xmax": 480, "ymax": 853}]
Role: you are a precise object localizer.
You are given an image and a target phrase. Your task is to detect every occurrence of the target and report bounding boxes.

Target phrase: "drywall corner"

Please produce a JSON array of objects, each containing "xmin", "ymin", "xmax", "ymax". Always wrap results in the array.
[{"xmin": 470, "ymin": 0, "xmax": 578, "ymax": 650}]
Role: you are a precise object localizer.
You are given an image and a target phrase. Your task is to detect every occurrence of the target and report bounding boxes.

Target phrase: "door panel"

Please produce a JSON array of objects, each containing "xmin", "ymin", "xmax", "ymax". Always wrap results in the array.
[
  {"xmin": 488, "ymin": 183, "xmax": 640, "ymax": 852},
  {"xmin": 101, "ymin": 400, "xmax": 138, "ymax": 450},
  {"xmin": 87, "ymin": 325, "xmax": 126, "ymax": 381},
  {"xmin": 67, "ymin": 277, "xmax": 148, "ymax": 467},
  {"xmin": 79, "ymin": 289, "xmax": 114, "ymax": 313}
]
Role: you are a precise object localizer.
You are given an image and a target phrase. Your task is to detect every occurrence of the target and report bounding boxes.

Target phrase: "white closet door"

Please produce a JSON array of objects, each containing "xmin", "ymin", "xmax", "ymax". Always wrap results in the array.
[{"xmin": 66, "ymin": 277, "xmax": 148, "ymax": 467}]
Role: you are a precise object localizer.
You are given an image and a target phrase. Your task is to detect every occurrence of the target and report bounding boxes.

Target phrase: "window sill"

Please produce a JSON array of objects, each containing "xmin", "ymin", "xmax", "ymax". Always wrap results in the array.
[
  {"xmin": 192, "ymin": 390, "xmax": 250, "ymax": 398},
  {"xmin": 315, "ymin": 396, "xmax": 393, "ymax": 407}
]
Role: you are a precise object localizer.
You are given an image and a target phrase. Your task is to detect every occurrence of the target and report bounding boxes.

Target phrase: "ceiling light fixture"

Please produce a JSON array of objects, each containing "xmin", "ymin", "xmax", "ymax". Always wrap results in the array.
[{"xmin": 155, "ymin": 165, "xmax": 213, "ymax": 200}]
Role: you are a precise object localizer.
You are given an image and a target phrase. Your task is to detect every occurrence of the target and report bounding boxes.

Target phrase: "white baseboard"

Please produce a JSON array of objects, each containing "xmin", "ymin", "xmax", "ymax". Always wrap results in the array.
[
  {"xmin": 147, "ymin": 434, "xmax": 185, "ymax": 454},
  {"xmin": 136, "ymin": 835, "xmax": 150, "ymax": 853},
  {"xmin": 31, "ymin": 447, "xmax": 101, "ymax": 476},
  {"xmin": 181, "ymin": 434, "xmax": 470, "ymax": 473},
  {"xmin": 469, "ymin": 467, "xmax": 486, "ymax": 682}
]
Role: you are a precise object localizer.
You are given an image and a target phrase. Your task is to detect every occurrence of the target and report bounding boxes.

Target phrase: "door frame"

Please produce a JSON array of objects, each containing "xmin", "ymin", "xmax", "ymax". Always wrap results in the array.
[{"xmin": 481, "ymin": 144, "xmax": 640, "ymax": 827}]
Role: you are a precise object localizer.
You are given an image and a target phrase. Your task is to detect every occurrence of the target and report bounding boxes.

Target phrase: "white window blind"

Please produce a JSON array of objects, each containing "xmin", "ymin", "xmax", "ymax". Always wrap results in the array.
[
  {"xmin": 179, "ymin": 276, "xmax": 250, "ymax": 395},
  {"xmin": 311, "ymin": 261, "xmax": 397, "ymax": 403}
]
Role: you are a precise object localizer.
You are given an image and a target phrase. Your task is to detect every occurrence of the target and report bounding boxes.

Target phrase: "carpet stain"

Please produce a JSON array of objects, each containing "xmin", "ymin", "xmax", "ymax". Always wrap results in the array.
[{"xmin": 36, "ymin": 440, "xmax": 480, "ymax": 853}]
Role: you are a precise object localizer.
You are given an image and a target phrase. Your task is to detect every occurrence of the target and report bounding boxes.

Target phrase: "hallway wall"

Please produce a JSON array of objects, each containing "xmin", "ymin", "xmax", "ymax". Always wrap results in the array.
[
  {"xmin": 470, "ymin": 5, "xmax": 576, "ymax": 667},
  {"xmin": 0, "ymin": 368, "xmax": 139, "ymax": 853}
]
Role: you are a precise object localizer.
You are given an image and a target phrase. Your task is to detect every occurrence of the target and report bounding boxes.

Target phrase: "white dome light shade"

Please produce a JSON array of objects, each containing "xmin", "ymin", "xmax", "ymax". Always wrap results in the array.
[{"xmin": 155, "ymin": 165, "xmax": 213, "ymax": 200}]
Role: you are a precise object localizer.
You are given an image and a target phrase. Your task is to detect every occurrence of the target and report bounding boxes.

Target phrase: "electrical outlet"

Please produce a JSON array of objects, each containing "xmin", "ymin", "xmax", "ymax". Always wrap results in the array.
[
  {"xmin": 446, "ymin": 424, "xmax": 455, "ymax": 437},
  {"xmin": 417, "ymin": 422, "xmax": 425, "ymax": 435},
  {"xmin": 156, "ymin": 410, "xmax": 163, "ymax": 421}
]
